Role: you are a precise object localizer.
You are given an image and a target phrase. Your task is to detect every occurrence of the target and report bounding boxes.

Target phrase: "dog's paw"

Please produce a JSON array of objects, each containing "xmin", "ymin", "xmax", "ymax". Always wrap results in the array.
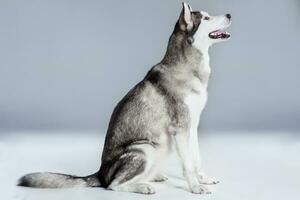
[
  {"xmin": 199, "ymin": 177, "xmax": 219, "ymax": 185},
  {"xmin": 136, "ymin": 183, "xmax": 156, "ymax": 194},
  {"xmin": 197, "ymin": 172, "xmax": 219, "ymax": 185},
  {"xmin": 190, "ymin": 184, "xmax": 211, "ymax": 194},
  {"xmin": 152, "ymin": 174, "xmax": 168, "ymax": 182}
]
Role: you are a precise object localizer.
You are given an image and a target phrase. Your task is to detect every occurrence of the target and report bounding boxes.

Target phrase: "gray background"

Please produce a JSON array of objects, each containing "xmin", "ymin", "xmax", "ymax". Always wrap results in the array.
[{"xmin": 0, "ymin": 0, "xmax": 299, "ymax": 132}]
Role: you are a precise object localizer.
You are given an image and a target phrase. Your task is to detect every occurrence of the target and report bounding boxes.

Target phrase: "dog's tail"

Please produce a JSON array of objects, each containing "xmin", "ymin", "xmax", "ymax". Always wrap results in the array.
[{"xmin": 17, "ymin": 172, "xmax": 101, "ymax": 188}]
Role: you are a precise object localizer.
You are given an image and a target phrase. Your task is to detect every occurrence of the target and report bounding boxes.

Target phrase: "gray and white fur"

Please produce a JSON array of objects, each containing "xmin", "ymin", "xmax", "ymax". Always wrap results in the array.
[{"xmin": 18, "ymin": 2, "xmax": 232, "ymax": 194}]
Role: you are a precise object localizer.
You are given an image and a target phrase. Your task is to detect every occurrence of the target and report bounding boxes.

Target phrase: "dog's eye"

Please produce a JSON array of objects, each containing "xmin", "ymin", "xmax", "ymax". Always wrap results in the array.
[{"xmin": 203, "ymin": 16, "xmax": 210, "ymax": 20}]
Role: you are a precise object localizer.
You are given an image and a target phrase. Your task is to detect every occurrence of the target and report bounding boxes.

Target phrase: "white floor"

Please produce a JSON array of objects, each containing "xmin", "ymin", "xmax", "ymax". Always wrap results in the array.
[{"xmin": 0, "ymin": 131, "xmax": 299, "ymax": 200}]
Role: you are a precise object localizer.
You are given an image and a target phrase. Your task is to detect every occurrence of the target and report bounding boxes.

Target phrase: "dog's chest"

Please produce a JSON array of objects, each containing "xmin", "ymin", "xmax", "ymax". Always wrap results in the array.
[
  {"xmin": 184, "ymin": 60, "xmax": 210, "ymax": 128},
  {"xmin": 184, "ymin": 83, "xmax": 208, "ymax": 128}
]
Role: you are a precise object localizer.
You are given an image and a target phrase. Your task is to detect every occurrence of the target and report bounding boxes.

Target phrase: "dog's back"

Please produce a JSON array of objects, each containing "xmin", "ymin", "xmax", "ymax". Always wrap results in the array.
[{"xmin": 98, "ymin": 77, "xmax": 171, "ymax": 187}]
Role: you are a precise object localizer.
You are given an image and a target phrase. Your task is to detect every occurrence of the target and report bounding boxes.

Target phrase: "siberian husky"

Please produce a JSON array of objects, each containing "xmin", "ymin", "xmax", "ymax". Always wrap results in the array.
[{"xmin": 18, "ymin": 2, "xmax": 232, "ymax": 195}]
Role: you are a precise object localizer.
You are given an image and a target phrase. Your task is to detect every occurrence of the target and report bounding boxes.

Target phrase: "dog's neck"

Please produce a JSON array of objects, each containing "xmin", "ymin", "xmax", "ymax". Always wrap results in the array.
[
  {"xmin": 192, "ymin": 35, "xmax": 212, "ymax": 86},
  {"xmin": 198, "ymin": 51, "xmax": 211, "ymax": 86},
  {"xmin": 161, "ymin": 33, "xmax": 211, "ymax": 86}
]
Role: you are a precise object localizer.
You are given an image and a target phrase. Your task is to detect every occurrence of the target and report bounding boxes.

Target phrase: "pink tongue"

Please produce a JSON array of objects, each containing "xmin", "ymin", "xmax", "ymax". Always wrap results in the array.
[{"xmin": 211, "ymin": 31, "xmax": 222, "ymax": 36}]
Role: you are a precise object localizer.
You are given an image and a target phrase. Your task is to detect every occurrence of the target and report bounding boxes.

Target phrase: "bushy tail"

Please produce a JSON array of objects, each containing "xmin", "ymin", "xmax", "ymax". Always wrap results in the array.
[{"xmin": 17, "ymin": 172, "xmax": 101, "ymax": 188}]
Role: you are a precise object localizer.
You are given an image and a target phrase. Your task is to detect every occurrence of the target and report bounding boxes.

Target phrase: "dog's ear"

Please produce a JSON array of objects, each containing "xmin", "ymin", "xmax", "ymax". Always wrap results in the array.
[{"xmin": 179, "ymin": 2, "xmax": 193, "ymax": 31}]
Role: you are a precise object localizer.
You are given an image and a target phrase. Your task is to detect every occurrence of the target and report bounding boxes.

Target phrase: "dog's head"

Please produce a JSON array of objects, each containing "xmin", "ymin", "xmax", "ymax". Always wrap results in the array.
[{"xmin": 177, "ymin": 2, "xmax": 232, "ymax": 51}]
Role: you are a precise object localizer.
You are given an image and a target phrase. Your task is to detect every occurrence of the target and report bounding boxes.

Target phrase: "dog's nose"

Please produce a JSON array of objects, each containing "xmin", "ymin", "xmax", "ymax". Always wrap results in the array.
[{"xmin": 226, "ymin": 14, "xmax": 231, "ymax": 20}]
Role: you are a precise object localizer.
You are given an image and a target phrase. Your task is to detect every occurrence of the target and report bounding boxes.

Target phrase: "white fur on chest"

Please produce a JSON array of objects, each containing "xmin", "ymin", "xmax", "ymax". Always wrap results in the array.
[
  {"xmin": 185, "ymin": 53, "xmax": 210, "ymax": 130},
  {"xmin": 184, "ymin": 85, "xmax": 207, "ymax": 130}
]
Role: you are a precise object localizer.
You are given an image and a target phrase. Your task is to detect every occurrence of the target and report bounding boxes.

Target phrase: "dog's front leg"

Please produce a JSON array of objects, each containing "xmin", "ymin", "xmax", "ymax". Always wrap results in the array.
[
  {"xmin": 190, "ymin": 127, "xmax": 219, "ymax": 185},
  {"xmin": 173, "ymin": 133, "xmax": 210, "ymax": 194}
]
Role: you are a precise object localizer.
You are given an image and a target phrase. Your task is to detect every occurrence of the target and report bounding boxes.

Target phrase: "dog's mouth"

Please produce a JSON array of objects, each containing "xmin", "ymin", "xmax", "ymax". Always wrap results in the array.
[{"xmin": 209, "ymin": 30, "xmax": 230, "ymax": 39}]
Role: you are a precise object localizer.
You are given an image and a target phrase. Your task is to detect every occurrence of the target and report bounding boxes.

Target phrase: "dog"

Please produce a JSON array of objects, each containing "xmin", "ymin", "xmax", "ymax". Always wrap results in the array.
[{"xmin": 18, "ymin": 2, "xmax": 231, "ymax": 194}]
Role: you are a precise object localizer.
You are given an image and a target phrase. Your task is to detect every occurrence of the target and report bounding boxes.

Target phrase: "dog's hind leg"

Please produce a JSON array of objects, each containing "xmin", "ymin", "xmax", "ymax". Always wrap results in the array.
[
  {"xmin": 107, "ymin": 144, "xmax": 157, "ymax": 195},
  {"xmin": 109, "ymin": 182, "xmax": 155, "ymax": 194}
]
